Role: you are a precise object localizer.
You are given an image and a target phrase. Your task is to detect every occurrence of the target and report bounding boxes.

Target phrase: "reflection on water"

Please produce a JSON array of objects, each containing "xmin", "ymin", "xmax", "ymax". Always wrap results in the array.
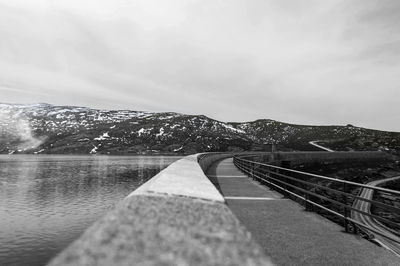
[{"xmin": 0, "ymin": 155, "xmax": 180, "ymax": 266}]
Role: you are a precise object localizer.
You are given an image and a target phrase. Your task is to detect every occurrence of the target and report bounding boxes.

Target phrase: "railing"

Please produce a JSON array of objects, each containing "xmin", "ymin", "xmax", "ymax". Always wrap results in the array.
[{"xmin": 233, "ymin": 154, "xmax": 400, "ymax": 247}]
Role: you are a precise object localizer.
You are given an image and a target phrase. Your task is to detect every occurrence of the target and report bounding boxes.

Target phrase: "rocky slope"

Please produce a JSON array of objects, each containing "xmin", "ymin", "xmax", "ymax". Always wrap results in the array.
[{"xmin": 1, "ymin": 103, "xmax": 399, "ymax": 155}]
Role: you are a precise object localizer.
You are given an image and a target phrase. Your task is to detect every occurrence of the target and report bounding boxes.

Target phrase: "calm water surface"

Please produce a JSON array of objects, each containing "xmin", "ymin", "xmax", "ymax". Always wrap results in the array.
[{"xmin": 0, "ymin": 155, "xmax": 180, "ymax": 266}]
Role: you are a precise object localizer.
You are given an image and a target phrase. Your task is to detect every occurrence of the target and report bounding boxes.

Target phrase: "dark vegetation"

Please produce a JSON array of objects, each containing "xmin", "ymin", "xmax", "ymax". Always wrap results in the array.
[{"xmin": 292, "ymin": 160, "xmax": 400, "ymax": 185}]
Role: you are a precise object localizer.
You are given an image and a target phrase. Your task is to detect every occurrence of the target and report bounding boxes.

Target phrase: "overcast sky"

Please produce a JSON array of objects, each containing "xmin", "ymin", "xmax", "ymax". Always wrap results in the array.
[{"xmin": 0, "ymin": 0, "xmax": 399, "ymax": 131}]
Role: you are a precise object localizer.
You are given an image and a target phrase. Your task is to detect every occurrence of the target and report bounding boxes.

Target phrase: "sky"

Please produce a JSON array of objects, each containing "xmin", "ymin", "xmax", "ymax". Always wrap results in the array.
[{"xmin": 0, "ymin": 0, "xmax": 399, "ymax": 131}]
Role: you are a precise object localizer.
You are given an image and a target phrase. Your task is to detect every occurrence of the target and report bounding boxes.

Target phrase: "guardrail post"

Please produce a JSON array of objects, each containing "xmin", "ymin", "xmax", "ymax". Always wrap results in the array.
[
  {"xmin": 305, "ymin": 183, "xmax": 311, "ymax": 212},
  {"xmin": 343, "ymin": 183, "xmax": 350, "ymax": 233},
  {"xmin": 251, "ymin": 163, "xmax": 255, "ymax": 180},
  {"xmin": 276, "ymin": 168, "xmax": 287, "ymax": 198}
]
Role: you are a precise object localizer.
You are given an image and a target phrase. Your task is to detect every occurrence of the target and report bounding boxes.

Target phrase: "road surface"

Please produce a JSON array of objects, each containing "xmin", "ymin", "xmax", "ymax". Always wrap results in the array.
[
  {"xmin": 351, "ymin": 176, "xmax": 400, "ymax": 256},
  {"xmin": 309, "ymin": 141, "xmax": 334, "ymax": 152}
]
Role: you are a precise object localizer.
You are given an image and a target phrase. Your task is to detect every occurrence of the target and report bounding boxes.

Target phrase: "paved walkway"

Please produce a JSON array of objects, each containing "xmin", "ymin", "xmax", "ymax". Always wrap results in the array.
[{"xmin": 206, "ymin": 158, "xmax": 400, "ymax": 266}]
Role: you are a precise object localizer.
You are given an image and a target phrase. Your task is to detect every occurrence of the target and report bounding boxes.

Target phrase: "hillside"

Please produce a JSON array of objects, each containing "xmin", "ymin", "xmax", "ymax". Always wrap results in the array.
[{"xmin": 1, "ymin": 103, "xmax": 399, "ymax": 155}]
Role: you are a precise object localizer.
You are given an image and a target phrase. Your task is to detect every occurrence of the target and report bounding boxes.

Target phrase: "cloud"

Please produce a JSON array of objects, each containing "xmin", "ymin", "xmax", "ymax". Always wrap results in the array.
[{"xmin": 0, "ymin": 0, "xmax": 399, "ymax": 131}]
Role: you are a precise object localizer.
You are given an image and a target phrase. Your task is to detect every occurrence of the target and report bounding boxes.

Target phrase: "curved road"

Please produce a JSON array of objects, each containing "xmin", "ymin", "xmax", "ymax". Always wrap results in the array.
[
  {"xmin": 351, "ymin": 176, "xmax": 400, "ymax": 256},
  {"xmin": 308, "ymin": 141, "xmax": 334, "ymax": 152}
]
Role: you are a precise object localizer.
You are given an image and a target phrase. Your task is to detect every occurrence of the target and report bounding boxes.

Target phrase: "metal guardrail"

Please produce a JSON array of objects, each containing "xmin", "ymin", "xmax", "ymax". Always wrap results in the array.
[{"xmin": 233, "ymin": 154, "xmax": 400, "ymax": 246}]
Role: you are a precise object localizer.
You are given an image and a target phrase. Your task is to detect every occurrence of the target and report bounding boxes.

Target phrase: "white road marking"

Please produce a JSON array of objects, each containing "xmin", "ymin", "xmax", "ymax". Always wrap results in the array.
[
  {"xmin": 208, "ymin": 175, "xmax": 247, "ymax": 178},
  {"xmin": 224, "ymin": 196, "xmax": 284, "ymax": 200}
]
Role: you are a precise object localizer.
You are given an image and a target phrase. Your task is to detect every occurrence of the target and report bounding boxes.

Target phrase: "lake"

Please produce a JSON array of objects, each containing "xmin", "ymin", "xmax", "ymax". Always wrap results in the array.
[{"xmin": 0, "ymin": 155, "xmax": 181, "ymax": 266}]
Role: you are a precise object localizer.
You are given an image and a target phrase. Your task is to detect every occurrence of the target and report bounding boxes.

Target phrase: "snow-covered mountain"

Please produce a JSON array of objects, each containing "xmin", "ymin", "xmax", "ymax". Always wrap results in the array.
[{"xmin": 1, "ymin": 103, "xmax": 399, "ymax": 155}]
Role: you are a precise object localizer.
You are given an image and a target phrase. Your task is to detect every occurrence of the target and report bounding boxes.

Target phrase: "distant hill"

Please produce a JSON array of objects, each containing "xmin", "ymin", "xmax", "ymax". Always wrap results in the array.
[{"xmin": 1, "ymin": 103, "xmax": 399, "ymax": 155}]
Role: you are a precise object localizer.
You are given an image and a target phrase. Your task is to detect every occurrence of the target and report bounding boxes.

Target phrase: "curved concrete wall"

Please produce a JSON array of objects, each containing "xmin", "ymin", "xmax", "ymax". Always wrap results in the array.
[
  {"xmin": 249, "ymin": 151, "xmax": 390, "ymax": 166},
  {"xmin": 129, "ymin": 154, "xmax": 225, "ymax": 202},
  {"xmin": 47, "ymin": 153, "xmax": 273, "ymax": 266}
]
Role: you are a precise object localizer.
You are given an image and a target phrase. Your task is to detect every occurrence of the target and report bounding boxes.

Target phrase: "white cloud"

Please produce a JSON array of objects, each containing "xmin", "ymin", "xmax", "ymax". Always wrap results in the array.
[{"xmin": 0, "ymin": 0, "xmax": 399, "ymax": 131}]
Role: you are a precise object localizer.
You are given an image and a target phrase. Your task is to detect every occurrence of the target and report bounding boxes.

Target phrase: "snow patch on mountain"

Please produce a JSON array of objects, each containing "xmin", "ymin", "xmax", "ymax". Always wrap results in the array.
[
  {"xmin": 173, "ymin": 146, "xmax": 183, "ymax": 152},
  {"xmin": 221, "ymin": 123, "xmax": 245, "ymax": 134},
  {"xmin": 94, "ymin": 132, "xmax": 110, "ymax": 140},
  {"xmin": 90, "ymin": 146, "xmax": 98, "ymax": 154},
  {"xmin": 156, "ymin": 128, "xmax": 165, "ymax": 137},
  {"xmin": 138, "ymin": 128, "xmax": 152, "ymax": 136}
]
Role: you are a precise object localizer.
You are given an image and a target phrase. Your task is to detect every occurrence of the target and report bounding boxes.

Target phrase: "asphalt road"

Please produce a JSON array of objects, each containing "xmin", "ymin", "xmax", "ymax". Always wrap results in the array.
[
  {"xmin": 351, "ymin": 176, "xmax": 400, "ymax": 256},
  {"xmin": 308, "ymin": 141, "xmax": 334, "ymax": 152}
]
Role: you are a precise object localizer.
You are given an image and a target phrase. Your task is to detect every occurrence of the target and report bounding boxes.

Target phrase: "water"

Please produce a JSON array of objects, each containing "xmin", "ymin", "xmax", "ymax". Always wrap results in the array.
[{"xmin": 0, "ymin": 155, "xmax": 180, "ymax": 266}]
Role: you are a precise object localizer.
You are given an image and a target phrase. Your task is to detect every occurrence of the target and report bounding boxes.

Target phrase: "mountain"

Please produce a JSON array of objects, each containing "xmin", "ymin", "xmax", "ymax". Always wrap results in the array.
[{"xmin": 1, "ymin": 103, "xmax": 399, "ymax": 155}]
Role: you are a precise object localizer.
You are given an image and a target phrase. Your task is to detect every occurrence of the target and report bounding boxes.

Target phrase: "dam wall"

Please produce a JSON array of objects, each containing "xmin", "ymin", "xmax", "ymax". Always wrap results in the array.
[
  {"xmin": 251, "ymin": 151, "xmax": 390, "ymax": 167},
  {"xmin": 47, "ymin": 153, "xmax": 273, "ymax": 266}
]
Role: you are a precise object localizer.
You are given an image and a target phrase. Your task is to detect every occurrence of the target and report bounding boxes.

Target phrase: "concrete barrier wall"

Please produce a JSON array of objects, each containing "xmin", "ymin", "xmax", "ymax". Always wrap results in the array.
[
  {"xmin": 129, "ymin": 154, "xmax": 225, "ymax": 202},
  {"xmin": 275, "ymin": 151, "xmax": 388, "ymax": 161},
  {"xmin": 250, "ymin": 151, "xmax": 389, "ymax": 166},
  {"xmin": 47, "ymin": 153, "xmax": 273, "ymax": 266}
]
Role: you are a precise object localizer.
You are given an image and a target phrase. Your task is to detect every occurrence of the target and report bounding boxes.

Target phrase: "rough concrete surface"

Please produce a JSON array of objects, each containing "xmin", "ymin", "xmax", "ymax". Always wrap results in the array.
[
  {"xmin": 130, "ymin": 154, "xmax": 224, "ymax": 202},
  {"xmin": 47, "ymin": 194, "xmax": 273, "ymax": 266}
]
